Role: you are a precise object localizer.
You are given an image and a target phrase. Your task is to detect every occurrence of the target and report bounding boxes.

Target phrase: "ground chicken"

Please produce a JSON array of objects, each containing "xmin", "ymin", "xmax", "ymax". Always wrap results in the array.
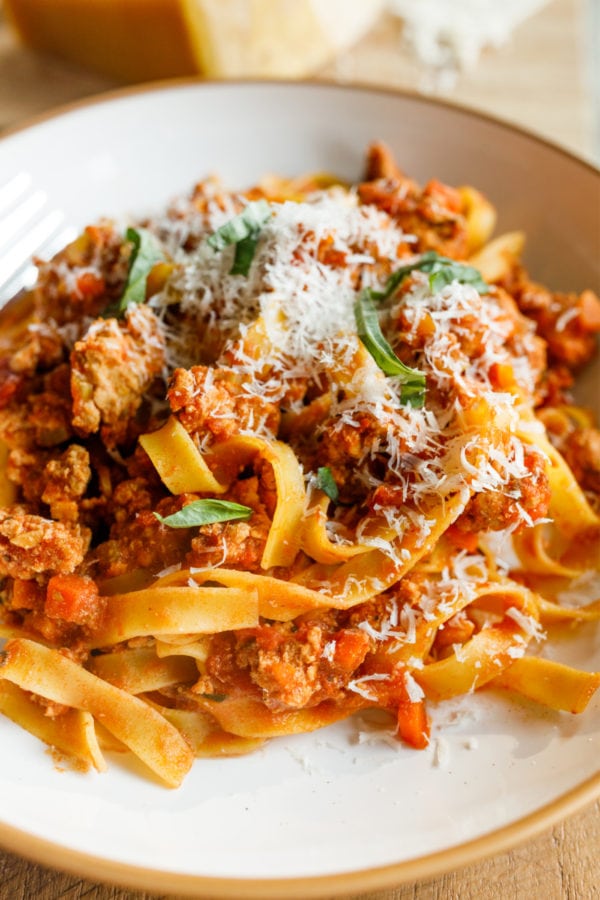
[
  {"xmin": 0, "ymin": 403, "xmax": 36, "ymax": 450},
  {"xmin": 94, "ymin": 492, "xmax": 192, "ymax": 578},
  {"xmin": 491, "ymin": 288, "xmax": 548, "ymax": 391},
  {"xmin": 41, "ymin": 444, "xmax": 92, "ymax": 522},
  {"xmin": 456, "ymin": 447, "xmax": 551, "ymax": 534},
  {"xmin": 33, "ymin": 223, "xmax": 130, "ymax": 325},
  {"xmin": 108, "ymin": 476, "xmax": 158, "ymax": 525},
  {"xmin": 168, "ymin": 365, "xmax": 280, "ymax": 443},
  {"xmin": 535, "ymin": 365, "xmax": 575, "ymax": 408},
  {"xmin": 7, "ymin": 444, "xmax": 91, "ymax": 521},
  {"xmin": 188, "ymin": 519, "xmax": 267, "ymax": 572},
  {"xmin": 504, "ymin": 267, "xmax": 600, "ymax": 370},
  {"xmin": 187, "ymin": 476, "xmax": 272, "ymax": 571},
  {"xmin": 70, "ymin": 304, "xmax": 165, "ymax": 447},
  {"xmin": 7, "ymin": 321, "xmax": 66, "ymax": 376},
  {"xmin": 0, "ymin": 365, "xmax": 25, "ymax": 412},
  {"xmin": 315, "ymin": 412, "xmax": 392, "ymax": 504},
  {"xmin": 206, "ymin": 619, "xmax": 371, "ymax": 710},
  {"xmin": 6, "ymin": 447, "xmax": 50, "ymax": 506},
  {"xmin": 29, "ymin": 381, "xmax": 74, "ymax": 447},
  {"xmin": 358, "ymin": 176, "xmax": 468, "ymax": 259},
  {"xmin": 0, "ymin": 507, "xmax": 91, "ymax": 579},
  {"xmin": 0, "ymin": 364, "xmax": 73, "ymax": 451}
]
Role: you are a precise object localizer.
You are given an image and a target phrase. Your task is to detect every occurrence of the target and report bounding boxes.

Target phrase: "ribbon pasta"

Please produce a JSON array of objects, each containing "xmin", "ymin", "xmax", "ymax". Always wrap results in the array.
[{"xmin": 0, "ymin": 145, "xmax": 599, "ymax": 787}]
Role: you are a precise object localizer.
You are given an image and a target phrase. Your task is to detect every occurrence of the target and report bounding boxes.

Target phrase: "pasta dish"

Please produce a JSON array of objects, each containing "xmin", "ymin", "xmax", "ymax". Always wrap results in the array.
[{"xmin": 0, "ymin": 142, "xmax": 599, "ymax": 787}]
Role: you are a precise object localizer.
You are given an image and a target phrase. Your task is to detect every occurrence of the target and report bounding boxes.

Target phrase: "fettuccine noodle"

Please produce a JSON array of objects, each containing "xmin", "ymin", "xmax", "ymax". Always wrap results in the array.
[{"xmin": 0, "ymin": 141, "xmax": 599, "ymax": 786}]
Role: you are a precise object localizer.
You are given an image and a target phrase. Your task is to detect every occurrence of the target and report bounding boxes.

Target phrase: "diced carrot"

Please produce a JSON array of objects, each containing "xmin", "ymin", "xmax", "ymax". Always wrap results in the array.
[
  {"xmin": 416, "ymin": 311, "xmax": 436, "ymax": 339},
  {"xmin": 11, "ymin": 579, "xmax": 45, "ymax": 611},
  {"xmin": 45, "ymin": 574, "xmax": 101, "ymax": 627},
  {"xmin": 76, "ymin": 271, "xmax": 105, "ymax": 299},
  {"xmin": 332, "ymin": 630, "xmax": 370, "ymax": 672},
  {"xmin": 396, "ymin": 699, "xmax": 430, "ymax": 750},
  {"xmin": 489, "ymin": 362, "xmax": 515, "ymax": 390},
  {"xmin": 317, "ymin": 236, "xmax": 347, "ymax": 268}
]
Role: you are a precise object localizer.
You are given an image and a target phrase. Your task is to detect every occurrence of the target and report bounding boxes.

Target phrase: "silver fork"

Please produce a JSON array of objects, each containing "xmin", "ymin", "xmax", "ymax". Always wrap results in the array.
[{"xmin": 0, "ymin": 173, "xmax": 76, "ymax": 307}]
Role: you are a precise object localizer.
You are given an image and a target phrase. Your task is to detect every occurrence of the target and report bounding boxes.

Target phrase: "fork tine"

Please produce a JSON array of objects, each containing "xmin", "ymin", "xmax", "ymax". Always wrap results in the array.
[
  {"xmin": 0, "ymin": 174, "xmax": 73, "ymax": 305},
  {"xmin": 0, "ymin": 225, "xmax": 76, "ymax": 301},
  {"xmin": 0, "ymin": 173, "xmax": 33, "ymax": 215},
  {"xmin": 0, "ymin": 190, "xmax": 47, "ymax": 250},
  {"xmin": 0, "ymin": 209, "xmax": 66, "ymax": 297}
]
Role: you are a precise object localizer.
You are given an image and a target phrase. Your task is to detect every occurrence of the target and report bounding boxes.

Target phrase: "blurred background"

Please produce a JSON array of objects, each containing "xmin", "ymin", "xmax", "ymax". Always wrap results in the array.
[{"xmin": 0, "ymin": 0, "xmax": 598, "ymax": 164}]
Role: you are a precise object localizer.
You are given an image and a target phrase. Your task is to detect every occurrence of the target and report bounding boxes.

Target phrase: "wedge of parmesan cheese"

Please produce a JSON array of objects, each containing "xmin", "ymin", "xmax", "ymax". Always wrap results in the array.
[{"xmin": 4, "ymin": 0, "xmax": 383, "ymax": 82}]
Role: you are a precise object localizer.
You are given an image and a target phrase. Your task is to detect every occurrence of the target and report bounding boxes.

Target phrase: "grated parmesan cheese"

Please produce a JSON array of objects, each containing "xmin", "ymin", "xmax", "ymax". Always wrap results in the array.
[
  {"xmin": 347, "ymin": 672, "xmax": 390, "ymax": 701},
  {"xmin": 505, "ymin": 606, "xmax": 546, "ymax": 642},
  {"xmin": 387, "ymin": 0, "xmax": 550, "ymax": 79},
  {"xmin": 432, "ymin": 736, "xmax": 451, "ymax": 767},
  {"xmin": 141, "ymin": 176, "xmax": 544, "ymax": 559},
  {"xmin": 404, "ymin": 670, "xmax": 425, "ymax": 703},
  {"xmin": 321, "ymin": 640, "xmax": 336, "ymax": 662}
]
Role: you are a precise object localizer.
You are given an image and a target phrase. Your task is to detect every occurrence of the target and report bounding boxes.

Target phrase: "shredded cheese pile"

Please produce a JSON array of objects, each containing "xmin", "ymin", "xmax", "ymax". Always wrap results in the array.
[{"xmin": 148, "ymin": 186, "xmax": 543, "ymax": 548}]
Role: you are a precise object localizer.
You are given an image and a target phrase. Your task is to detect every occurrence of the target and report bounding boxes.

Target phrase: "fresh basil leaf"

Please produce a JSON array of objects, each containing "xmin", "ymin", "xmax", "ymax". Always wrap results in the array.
[
  {"xmin": 354, "ymin": 289, "xmax": 426, "ymax": 408},
  {"xmin": 230, "ymin": 233, "xmax": 259, "ymax": 276},
  {"xmin": 426, "ymin": 257, "xmax": 489, "ymax": 294},
  {"xmin": 380, "ymin": 250, "xmax": 489, "ymax": 300},
  {"xmin": 103, "ymin": 227, "xmax": 165, "ymax": 317},
  {"xmin": 207, "ymin": 201, "xmax": 271, "ymax": 277},
  {"xmin": 207, "ymin": 200, "xmax": 271, "ymax": 255},
  {"xmin": 154, "ymin": 499, "xmax": 253, "ymax": 529},
  {"xmin": 121, "ymin": 228, "xmax": 165, "ymax": 307},
  {"xmin": 316, "ymin": 466, "xmax": 339, "ymax": 503}
]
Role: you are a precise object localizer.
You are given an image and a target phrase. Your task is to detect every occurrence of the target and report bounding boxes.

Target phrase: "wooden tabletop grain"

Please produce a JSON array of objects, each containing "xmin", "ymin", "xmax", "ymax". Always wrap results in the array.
[{"xmin": 0, "ymin": 0, "xmax": 599, "ymax": 897}]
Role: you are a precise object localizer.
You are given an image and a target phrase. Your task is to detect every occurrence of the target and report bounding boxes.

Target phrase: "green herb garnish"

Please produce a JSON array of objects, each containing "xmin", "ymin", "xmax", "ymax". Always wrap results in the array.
[
  {"xmin": 316, "ymin": 466, "xmax": 339, "ymax": 503},
  {"xmin": 103, "ymin": 227, "xmax": 164, "ymax": 318},
  {"xmin": 154, "ymin": 499, "xmax": 253, "ymax": 529},
  {"xmin": 354, "ymin": 289, "xmax": 425, "ymax": 408},
  {"xmin": 379, "ymin": 251, "xmax": 489, "ymax": 300},
  {"xmin": 207, "ymin": 200, "xmax": 271, "ymax": 276},
  {"xmin": 230, "ymin": 234, "xmax": 260, "ymax": 276},
  {"xmin": 122, "ymin": 228, "xmax": 164, "ymax": 305}
]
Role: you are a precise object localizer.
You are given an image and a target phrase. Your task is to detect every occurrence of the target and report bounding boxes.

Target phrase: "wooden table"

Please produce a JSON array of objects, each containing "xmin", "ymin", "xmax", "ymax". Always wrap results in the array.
[{"xmin": 0, "ymin": 0, "xmax": 599, "ymax": 897}]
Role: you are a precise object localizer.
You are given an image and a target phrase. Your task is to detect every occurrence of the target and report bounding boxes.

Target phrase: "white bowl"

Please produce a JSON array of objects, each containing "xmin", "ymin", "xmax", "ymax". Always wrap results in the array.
[{"xmin": 0, "ymin": 80, "xmax": 599, "ymax": 898}]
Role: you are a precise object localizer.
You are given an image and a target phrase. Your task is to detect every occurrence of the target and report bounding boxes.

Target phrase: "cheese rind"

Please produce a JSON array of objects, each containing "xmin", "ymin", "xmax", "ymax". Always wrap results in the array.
[
  {"xmin": 5, "ymin": 0, "xmax": 200, "ymax": 82},
  {"xmin": 5, "ymin": 0, "xmax": 383, "ymax": 82}
]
